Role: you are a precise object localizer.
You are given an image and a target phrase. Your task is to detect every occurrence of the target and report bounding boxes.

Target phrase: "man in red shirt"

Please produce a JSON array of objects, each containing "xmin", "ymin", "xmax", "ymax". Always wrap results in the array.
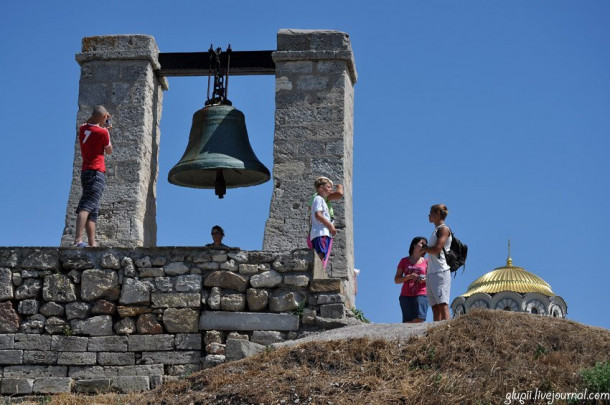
[{"xmin": 74, "ymin": 105, "xmax": 113, "ymax": 247}]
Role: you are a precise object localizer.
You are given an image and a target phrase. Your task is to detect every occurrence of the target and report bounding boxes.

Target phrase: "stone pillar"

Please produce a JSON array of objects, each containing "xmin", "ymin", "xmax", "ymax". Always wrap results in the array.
[
  {"xmin": 263, "ymin": 30, "xmax": 357, "ymax": 292},
  {"xmin": 61, "ymin": 35, "xmax": 167, "ymax": 247}
]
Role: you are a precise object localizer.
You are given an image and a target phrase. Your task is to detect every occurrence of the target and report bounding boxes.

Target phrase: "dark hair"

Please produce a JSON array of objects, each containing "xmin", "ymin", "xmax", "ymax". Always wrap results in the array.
[
  {"xmin": 409, "ymin": 236, "xmax": 428, "ymax": 255},
  {"xmin": 211, "ymin": 225, "xmax": 224, "ymax": 236}
]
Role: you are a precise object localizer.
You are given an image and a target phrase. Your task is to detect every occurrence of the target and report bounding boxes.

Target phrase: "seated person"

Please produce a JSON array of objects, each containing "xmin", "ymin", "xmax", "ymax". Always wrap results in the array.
[{"xmin": 205, "ymin": 225, "xmax": 228, "ymax": 248}]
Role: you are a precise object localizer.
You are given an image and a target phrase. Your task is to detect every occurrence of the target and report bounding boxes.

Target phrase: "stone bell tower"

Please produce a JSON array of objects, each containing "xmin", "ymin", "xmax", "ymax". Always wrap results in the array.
[
  {"xmin": 61, "ymin": 35, "xmax": 167, "ymax": 247},
  {"xmin": 60, "ymin": 30, "xmax": 357, "ymax": 293}
]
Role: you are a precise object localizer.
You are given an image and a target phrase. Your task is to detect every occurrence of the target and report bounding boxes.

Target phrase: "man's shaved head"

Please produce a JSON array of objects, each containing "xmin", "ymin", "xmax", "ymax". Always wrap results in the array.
[{"xmin": 92, "ymin": 105, "xmax": 108, "ymax": 118}]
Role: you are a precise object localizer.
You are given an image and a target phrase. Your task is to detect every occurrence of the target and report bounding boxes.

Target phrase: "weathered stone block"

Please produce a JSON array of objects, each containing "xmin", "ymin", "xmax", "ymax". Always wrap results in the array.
[
  {"xmin": 128, "ymin": 335, "xmax": 173, "ymax": 351},
  {"xmin": 220, "ymin": 259, "xmax": 238, "ymax": 271},
  {"xmin": 0, "ymin": 268, "xmax": 14, "ymax": 299},
  {"xmin": 165, "ymin": 262, "xmax": 189, "ymax": 275},
  {"xmin": 175, "ymin": 333, "xmax": 202, "ymax": 350},
  {"xmin": 204, "ymin": 330, "xmax": 223, "ymax": 345},
  {"xmin": 250, "ymin": 270, "xmax": 283, "ymax": 288},
  {"xmin": 220, "ymin": 294, "xmax": 246, "ymax": 312},
  {"xmin": 227, "ymin": 251, "xmax": 248, "ymax": 263},
  {"xmin": 246, "ymin": 288, "xmax": 269, "ymax": 311},
  {"xmin": 3, "ymin": 365, "xmax": 68, "ymax": 378},
  {"xmin": 0, "ymin": 249, "xmax": 19, "ymax": 267},
  {"xmin": 225, "ymin": 339, "xmax": 265, "ymax": 362},
  {"xmin": 117, "ymin": 305, "xmax": 151, "ymax": 317},
  {"xmin": 200, "ymin": 312, "xmax": 299, "ymax": 331},
  {"xmin": 162, "ymin": 308, "xmax": 199, "ymax": 333},
  {"xmin": 269, "ymin": 291, "xmax": 302, "ymax": 312},
  {"xmin": 251, "ymin": 331, "xmax": 284, "ymax": 346},
  {"xmin": 198, "ymin": 262, "xmax": 219, "ymax": 270},
  {"xmin": 71, "ymin": 315, "xmax": 113, "ymax": 336},
  {"xmin": 57, "ymin": 352, "xmax": 96, "ymax": 365},
  {"xmin": 14, "ymin": 334, "xmax": 51, "ymax": 350},
  {"xmin": 309, "ymin": 278, "xmax": 342, "ymax": 293},
  {"xmin": 175, "ymin": 274, "xmax": 202, "ymax": 292},
  {"xmin": 135, "ymin": 256, "xmax": 152, "ymax": 268},
  {"xmin": 40, "ymin": 302, "xmax": 64, "ymax": 317},
  {"xmin": 208, "ymin": 287, "xmax": 221, "ymax": 310},
  {"xmin": 302, "ymin": 308, "xmax": 316, "ymax": 324},
  {"xmin": 18, "ymin": 299, "xmax": 40, "ymax": 315},
  {"xmin": 22, "ymin": 249, "xmax": 59, "ymax": 270},
  {"xmin": 0, "ymin": 334, "xmax": 14, "ymax": 349},
  {"xmin": 136, "ymin": 313, "xmax": 163, "ymax": 334},
  {"xmin": 155, "ymin": 276, "xmax": 173, "ymax": 292},
  {"xmin": 205, "ymin": 342, "xmax": 226, "ymax": 355},
  {"xmin": 0, "ymin": 350, "xmax": 23, "ymax": 364},
  {"xmin": 202, "ymin": 354, "xmax": 225, "ymax": 369},
  {"xmin": 32, "ymin": 377, "xmax": 72, "ymax": 393},
  {"xmin": 141, "ymin": 351, "xmax": 200, "ymax": 365},
  {"xmin": 122, "ymin": 257, "xmax": 136, "ymax": 277},
  {"xmin": 20, "ymin": 314, "xmax": 46, "ymax": 333},
  {"xmin": 114, "ymin": 317, "xmax": 136, "ymax": 335},
  {"xmin": 51, "ymin": 336, "xmax": 88, "ymax": 352},
  {"xmin": 0, "ymin": 301, "xmax": 20, "ymax": 333},
  {"xmin": 1, "ymin": 378, "xmax": 34, "ymax": 395},
  {"xmin": 238, "ymin": 264, "xmax": 260, "ymax": 275},
  {"xmin": 73, "ymin": 378, "xmax": 112, "ymax": 393},
  {"xmin": 317, "ymin": 293, "xmax": 345, "ymax": 304},
  {"xmin": 98, "ymin": 351, "xmax": 135, "ymax": 366},
  {"xmin": 204, "ymin": 271, "xmax": 248, "ymax": 292},
  {"xmin": 284, "ymin": 275, "xmax": 310, "ymax": 287},
  {"xmin": 81, "ymin": 269, "xmax": 120, "ymax": 301},
  {"xmin": 43, "ymin": 274, "xmax": 77, "ymax": 302},
  {"xmin": 66, "ymin": 302, "xmax": 91, "ymax": 320},
  {"xmin": 45, "ymin": 317, "xmax": 68, "ymax": 334},
  {"xmin": 92, "ymin": 299, "xmax": 116, "ymax": 315},
  {"xmin": 89, "ymin": 336, "xmax": 128, "ymax": 352},
  {"xmin": 151, "ymin": 292, "xmax": 200, "ymax": 308},
  {"xmin": 139, "ymin": 267, "xmax": 164, "ymax": 277},
  {"xmin": 101, "ymin": 253, "xmax": 121, "ymax": 269},
  {"xmin": 319, "ymin": 303, "xmax": 345, "ymax": 319},
  {"xmin": 24, "ymin": 350, "xmax": 58, "ymax": 364},
  {"xmin": 120, "ymin": 277, "xmax": 151, "ymax": 305},
  {"xmin": 59, "ymin": 249, "xmax": 94, "ymax": 270}
]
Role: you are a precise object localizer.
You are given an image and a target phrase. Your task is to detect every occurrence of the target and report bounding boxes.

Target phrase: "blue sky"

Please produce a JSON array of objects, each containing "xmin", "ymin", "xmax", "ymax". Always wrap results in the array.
[{"xmin": 1, "ymin": 1, "xmax": 609, "ymax": 329}]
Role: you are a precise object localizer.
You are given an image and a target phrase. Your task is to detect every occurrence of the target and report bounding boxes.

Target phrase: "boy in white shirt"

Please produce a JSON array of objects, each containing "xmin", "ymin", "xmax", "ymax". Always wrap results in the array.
[{"xmin": 310, "ymin": 177, "xmax": 340, "ymax": 266}]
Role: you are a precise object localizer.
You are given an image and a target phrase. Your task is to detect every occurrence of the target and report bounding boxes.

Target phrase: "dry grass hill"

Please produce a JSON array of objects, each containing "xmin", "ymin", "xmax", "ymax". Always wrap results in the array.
[{"xmin": 15, "ymin": 310, "xmax": 610, "ymax": 404}]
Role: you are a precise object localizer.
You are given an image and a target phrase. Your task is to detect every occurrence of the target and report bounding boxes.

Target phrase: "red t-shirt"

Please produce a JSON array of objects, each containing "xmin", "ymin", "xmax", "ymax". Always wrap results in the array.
[
  {"xmin": 398, "ymin": 257, "xmax": 428, "ymax": 297},
  {"xmin": 79, "ymin": 124, "xmax": 110, "ymax": 172}
]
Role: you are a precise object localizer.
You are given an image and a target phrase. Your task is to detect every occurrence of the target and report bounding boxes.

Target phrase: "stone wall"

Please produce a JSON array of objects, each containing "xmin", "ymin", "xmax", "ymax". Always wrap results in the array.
[{"xmin": 0, "ymin": 247, "xmax": 351, "ymax": 395}]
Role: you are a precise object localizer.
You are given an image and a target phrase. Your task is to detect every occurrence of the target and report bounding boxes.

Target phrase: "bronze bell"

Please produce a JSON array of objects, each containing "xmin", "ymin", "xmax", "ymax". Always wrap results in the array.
[
  {"xmin": 168, "ymin": 45, "xmax": 270, "ymax": 198},
  {"xmin": 168, "ymin": 103, "xmax": 270, "ymax": 198}
]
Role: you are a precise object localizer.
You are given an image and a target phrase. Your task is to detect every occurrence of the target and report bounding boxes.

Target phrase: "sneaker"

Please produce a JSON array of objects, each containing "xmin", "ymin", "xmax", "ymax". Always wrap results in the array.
[{"xmin": 74, "ymin": 242, "xmax": 87, "ymax": 248}]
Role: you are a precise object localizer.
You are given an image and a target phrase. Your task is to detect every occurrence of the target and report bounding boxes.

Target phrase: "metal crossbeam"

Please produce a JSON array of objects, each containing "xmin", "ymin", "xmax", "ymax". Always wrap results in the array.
[{"xmin": 157, "ymin": 51, "xmax": 275, "ymax": 77}]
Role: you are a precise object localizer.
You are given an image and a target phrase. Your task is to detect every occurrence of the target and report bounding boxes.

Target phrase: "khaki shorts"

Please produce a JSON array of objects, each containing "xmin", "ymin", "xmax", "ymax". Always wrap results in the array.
[{"xmin": 427, "ymin": 270, "xmax": 451, "ymax": 306}]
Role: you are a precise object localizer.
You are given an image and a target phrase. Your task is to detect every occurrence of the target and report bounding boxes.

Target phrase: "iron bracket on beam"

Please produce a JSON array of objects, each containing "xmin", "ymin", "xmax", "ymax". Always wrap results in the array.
[{"xmin": 157, "ymin": 51, "xmax": 275, "ymax": 77}]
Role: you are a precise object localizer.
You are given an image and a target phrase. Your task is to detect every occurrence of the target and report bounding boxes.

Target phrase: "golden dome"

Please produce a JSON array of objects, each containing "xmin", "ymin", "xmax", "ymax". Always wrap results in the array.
[{"xmin": 461, "ymin": 256, "xmax": 555, "ymax": 297}]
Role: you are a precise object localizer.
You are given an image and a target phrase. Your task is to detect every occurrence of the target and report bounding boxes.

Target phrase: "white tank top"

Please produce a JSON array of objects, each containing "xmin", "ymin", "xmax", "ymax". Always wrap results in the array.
[{"xmin": 428, "ymin": 224, "xmax": 452, "ymax": 273}]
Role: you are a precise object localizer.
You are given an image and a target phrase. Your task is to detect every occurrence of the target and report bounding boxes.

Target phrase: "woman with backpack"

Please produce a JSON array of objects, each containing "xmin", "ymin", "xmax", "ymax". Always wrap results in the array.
[
  {"xmin": 394, "ymin": 236, "xmax": 429, "ymax": 323},
  {"xmin": 421, "ymin": 204, "xmax": 453, "ymax": 321}
]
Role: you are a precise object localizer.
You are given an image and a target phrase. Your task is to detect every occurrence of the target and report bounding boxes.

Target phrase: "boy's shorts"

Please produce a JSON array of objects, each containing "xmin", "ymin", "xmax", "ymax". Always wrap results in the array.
[
  {"xmin": 76, "ymin": 170, "xmax": 106, "ymax": 223},
  {"xmin": 311, "ymin": 236, "xmax": 331, "ymax": 259},
  {"xmin": 427, "ymin": 270, "xmax": 452, "ymax": 306}
]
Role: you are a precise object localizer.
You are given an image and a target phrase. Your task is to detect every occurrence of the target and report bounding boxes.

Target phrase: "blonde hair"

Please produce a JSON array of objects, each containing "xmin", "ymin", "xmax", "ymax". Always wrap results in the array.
[
  {"xmin": 314, "ymin": 176, "xmax": 333, "ymax": 189},
  {"xmin": 430, "ymin": 204, "xmax": 449, "ymax": 220}
]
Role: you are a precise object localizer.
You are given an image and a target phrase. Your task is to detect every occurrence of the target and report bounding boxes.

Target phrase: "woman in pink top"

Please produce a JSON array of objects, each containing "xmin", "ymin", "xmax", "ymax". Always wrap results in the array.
[{"xmin": 394, "ymin": 236, "xmax": 429, "ymax": 323}]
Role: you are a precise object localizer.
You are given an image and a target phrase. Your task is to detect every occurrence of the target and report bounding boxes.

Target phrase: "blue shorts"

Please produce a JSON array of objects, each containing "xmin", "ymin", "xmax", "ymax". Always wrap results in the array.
[
  {"xmin": 312, "ymin": 236, "xmax": 331, "ymax": 259},
  {"xmin": 76, "ymin": 170, "xmax": 106, "ymax": 223},
  {"xmin": 399, "ymin": 295, "xmax": 428, "ymax": 322}
]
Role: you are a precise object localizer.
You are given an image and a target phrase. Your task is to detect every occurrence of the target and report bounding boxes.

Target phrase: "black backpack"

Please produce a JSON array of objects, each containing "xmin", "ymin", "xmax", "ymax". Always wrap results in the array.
[{"xmin": 437, "ymin": 227, "xmax": 468, "ymax": 274}]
